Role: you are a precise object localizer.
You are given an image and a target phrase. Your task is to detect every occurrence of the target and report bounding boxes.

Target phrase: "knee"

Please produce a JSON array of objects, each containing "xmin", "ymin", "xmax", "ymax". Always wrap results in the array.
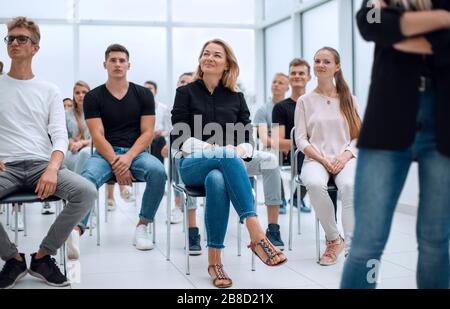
[
  {"xmin": 81, "ymin": 179, "xmax": 98, "ymax": 202},
  {"xmin": 205, "ymin": 170, "xmax": 226, "ymax": 188},
  {"xmin": 145, "ymin": 162, "xmax": 167, "ymax": 183},
  {"xmin": 80, "ymin": 169, "xmax": 99, "ymax": 188},
  {"xmin": 79, "ymin": 148, "xmax": 91, "ymax": 161},
  {"xmin": 305, "ymin": 180, "xmax": 328, "ymax": 193}
]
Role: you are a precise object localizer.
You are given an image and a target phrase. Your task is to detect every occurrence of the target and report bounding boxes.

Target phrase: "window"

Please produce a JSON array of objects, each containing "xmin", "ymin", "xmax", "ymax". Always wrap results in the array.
[
  {"xmin": 263, "ymin": 0, "xmax": 299, "ymax": 22},
  {"xmin": 353, "ymin": 0, "xmax": 374, "ymax": 116},
  {"xmin": 264, "ymin": 20, "xmax": 293, "ymax": 101},
  {"xmin": 172, "ymin": 27, "xmax": 255, "ymax": 106},
  {"xmin": 302, "ymin": 0, "xmax": 339, "ymax": 92},
  {"xmin": 0, "ymin": 0, "xmax": 72, "ymax": 19},
  {"xmin": 0, "ymin": 24, "xmax": 74, "ymax": 97},
  {"xmin": 79, "ymin": 26, "xmax": 167, "ymax": 103},
  {"xmin": 79, "ymin": 0, "xmax": 166, "ymax": 22},
  {"xmin": 172, "ymin": 0, "xmax": 254, "ymax": 24}
]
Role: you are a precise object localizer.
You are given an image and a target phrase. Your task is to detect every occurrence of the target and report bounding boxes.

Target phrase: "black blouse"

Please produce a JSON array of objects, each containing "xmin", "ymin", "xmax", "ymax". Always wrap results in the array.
[
  {"xmin": 356, "ymin": 0, "xmax": 450, "ymax": 157},
  {"xmin": 171, "ymin": 79, "xmax": 252, "ymax": 150}
]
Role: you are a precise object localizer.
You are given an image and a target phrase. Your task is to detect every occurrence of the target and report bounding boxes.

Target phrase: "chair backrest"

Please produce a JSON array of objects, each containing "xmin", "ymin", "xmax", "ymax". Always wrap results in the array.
[{"xmin": 290, "ymin": 126, "xmax": 305, "ymax": 177}]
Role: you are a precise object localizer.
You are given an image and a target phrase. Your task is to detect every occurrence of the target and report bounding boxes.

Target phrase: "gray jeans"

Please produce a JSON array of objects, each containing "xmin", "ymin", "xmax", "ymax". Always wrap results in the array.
[{"xmin": 0, "ymin": 160, "xmax": 97, "ymax": 261}]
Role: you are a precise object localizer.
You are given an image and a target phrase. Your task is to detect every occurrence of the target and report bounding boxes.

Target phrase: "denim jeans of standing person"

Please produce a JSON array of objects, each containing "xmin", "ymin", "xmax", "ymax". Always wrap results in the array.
[
  {"xmin": 78, "ymin": 147, "xmax": 166, "ymax": 232},
  {"xmin": 341, "ymin": 89, "xmax": 450, "ymax": 289},
  {"xmin": 178, "ymin": 147, "xmax": 257, "ymax": 249}
]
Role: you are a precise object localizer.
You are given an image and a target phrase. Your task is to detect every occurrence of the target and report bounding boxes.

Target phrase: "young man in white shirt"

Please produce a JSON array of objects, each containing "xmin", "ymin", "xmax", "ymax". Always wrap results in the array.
[{"xmin": 0, "ymin": 17, "xmax": 97, "ymax": 289}]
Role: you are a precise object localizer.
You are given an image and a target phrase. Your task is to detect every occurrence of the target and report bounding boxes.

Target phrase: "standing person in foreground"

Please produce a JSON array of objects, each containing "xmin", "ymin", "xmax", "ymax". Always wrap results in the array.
[{"xmin": 341, "ymin": 0, "xmax": 450, "ymax": 289}]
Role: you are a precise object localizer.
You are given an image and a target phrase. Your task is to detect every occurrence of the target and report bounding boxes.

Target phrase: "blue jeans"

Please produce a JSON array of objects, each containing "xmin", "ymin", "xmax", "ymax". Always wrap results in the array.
[
  {"xmin": 179, "ymin": 147, "xmax": 257, "ymax": 249},
  {"xmin": 341, "ymin": 90, "xmax": 450, "ymax": 289},
  {"xmin": 79, "ymin": 147, "xmax": 166, "ymax": 231}
]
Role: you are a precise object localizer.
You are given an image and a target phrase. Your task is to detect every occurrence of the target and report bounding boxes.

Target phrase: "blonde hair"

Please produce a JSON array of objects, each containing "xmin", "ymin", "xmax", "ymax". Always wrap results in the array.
[
  {"xmin": 193, "ymin": 39, "xmax": 240, "ymax": 92},
  {"xmin": 315, "ymin": 47, "xmax": 361, "ymax": 140},
  {"xmin": 389, "ymin": 0, "xmax": 432, "ymax": 10},
  {"xmin": 7, "ymin": 16, "xmax": 40, "ymax": 44},
  {"xmin": 72, "ymin": 80, "xmax": 91, "ymax": 140}
]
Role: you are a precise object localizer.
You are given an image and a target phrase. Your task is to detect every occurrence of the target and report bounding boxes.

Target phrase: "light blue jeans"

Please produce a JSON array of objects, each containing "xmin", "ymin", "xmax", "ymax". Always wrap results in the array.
[
  {"xmin": 79, "ymin": 147, "xmax": 166, "ymax": 232},
  {"xmin": 64, "ymin": 146, "xmax": 91, "ymax": 174},
  {"xmin": 179, "ymin": 147, "xmax": 257, "ymax": 249},
  {"xmin": 341, "ymin": 90, "xmax": 450, "ymax": 289}
]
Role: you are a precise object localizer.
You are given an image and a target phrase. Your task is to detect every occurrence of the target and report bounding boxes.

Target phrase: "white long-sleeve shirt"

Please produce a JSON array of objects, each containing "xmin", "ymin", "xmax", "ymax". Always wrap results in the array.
[
  {"xmin": 0, "ymin": 74, "xmax": 68, "ymax": 163},
  {"xmin": 294, "ymin": 91, "xmax": 358, "ymax": 162}
]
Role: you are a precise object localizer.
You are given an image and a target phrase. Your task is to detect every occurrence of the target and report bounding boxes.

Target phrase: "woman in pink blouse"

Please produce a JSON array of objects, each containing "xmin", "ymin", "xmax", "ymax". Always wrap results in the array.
[{"xmin": 294, "ymin": 47, "xmax": 361, "ymax": 266}]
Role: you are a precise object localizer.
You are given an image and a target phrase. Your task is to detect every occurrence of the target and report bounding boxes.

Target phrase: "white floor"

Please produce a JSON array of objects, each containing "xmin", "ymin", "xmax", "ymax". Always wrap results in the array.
[{"xmin": 0, "ymin": 182, "xmax": 419, "ymax": 289}]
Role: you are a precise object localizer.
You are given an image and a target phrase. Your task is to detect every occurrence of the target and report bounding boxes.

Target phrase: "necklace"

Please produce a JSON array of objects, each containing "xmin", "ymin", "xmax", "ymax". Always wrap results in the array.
[{"xmin": 315, "ymin": 89, "xmax": 337, "ymax": 104}]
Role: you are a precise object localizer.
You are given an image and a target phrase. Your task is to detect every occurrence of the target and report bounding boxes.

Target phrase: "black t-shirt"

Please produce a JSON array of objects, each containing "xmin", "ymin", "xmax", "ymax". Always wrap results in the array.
[
  {"xmin": 84, "ymin": 82, "xmax": 155, "ymax": 148},
  {"xmin": 272, "ymin": 98, "xmax": 296, "ymax": 139}
]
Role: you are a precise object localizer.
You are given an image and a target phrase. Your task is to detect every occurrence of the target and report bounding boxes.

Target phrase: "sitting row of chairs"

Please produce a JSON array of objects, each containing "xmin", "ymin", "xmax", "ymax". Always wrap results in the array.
[{"xmin": 0, "ymin": 126, "xmax": 341, "ymax": 277}]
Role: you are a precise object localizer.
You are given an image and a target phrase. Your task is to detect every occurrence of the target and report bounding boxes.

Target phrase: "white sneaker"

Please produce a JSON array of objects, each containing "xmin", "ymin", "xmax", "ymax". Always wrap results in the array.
[
  {"xmin": 120, "ymin": 186, "xmax": 136, "ymax": 203},
  {"xmin": 41, "ymin": 202, "xmax": 55, "ymax": 215},
  {"xmin": 170, "ymin": 207, "xmax": 183, "ymax": 224},
  {"xmin": 133, "ymin": 225, "xmax": 154, "ymax": 250},
  {"xmin": 67, "ymin": 229, "xmax": 80, "ymax": 260},
  {"xmin": 10, "ymin": 210, "xmax": 24, "ymax": 231},
  {"xmin": 107, "ymin": 199, "xmax": 116, "ymax": 212}
]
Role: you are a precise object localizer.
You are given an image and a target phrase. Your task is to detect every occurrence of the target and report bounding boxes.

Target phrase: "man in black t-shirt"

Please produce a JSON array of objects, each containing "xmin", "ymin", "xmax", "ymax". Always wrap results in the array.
[
  {"xmin": 68, "ymin": 44, "xmax": 166, "ymax": 258},
  {"xmin": 272, "ymin": 58, "xmax": 311, "ymax": 213}
]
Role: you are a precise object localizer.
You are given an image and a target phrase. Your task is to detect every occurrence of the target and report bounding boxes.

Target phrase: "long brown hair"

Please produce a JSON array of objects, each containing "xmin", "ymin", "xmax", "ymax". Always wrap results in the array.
[
  {"xmin": 315, "ymin": 47, "xmax": 361, "ymax": 139},
  {"xmin": 72, "ymin": 80, "xmax": 90, "ymax": 140},
  {"xmin": 193, "ymin": 39, "xmax": 240, "ymax": 92}
]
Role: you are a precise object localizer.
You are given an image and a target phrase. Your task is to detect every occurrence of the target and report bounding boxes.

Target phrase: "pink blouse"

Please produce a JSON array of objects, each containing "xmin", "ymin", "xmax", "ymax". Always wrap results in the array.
[{"xmin": 294, "ymin": 91, "xmax": 359, "ymax": 162}]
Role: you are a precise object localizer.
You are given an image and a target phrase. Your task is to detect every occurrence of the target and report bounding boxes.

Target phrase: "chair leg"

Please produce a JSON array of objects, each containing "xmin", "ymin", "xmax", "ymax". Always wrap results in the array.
[
  {"xmin": 23, "ymin": 204, "xmax": 27, "ymax": 237},
  {"xmin": 14, "ymin": 203, "xmax": 19, "ymax": 245},
  {"xmin": 104, "ymin": 185, "xmax": 108, "ymax": 223},
  {"xmin": 183, "ymin": 193, "xmax": 190, "ymax": 275},
  {"xmin": 134, "ymin": 184, "xmax": 138, "ymax": 208},
  {"xmin": 152, "ymin": 221, "xmax": 156, "ymax": 244},
  {"xmin": 288, "ymin": 181, "xmax": 295, "ymax": 251},
  {"xmin": 251, "ymin": 179, "xmax": 257, "ymax": 271},
  {"xmin": 297, "ymin": 184, "xmax": 301, "ymax": 235},
  {"xmin": 166, "ymin": 182, "xmax": 171, "ymax": 261},
  {"xmin": 315, "ymin": 216, "xmax": 320, "ymax": 263},
  {"xmin": 96, "ymin": 198, "xmax": 101, "ymax": 246},
  {"xmin": 6, "ymin": 203, "xmax": 10, "ymax": 226}
]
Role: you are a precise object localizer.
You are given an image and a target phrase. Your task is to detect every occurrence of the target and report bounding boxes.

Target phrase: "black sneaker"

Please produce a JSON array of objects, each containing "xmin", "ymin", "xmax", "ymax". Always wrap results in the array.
[
  {"xmin": 28, "ymin": 253, "xmax": 70, "ymax": 287},
  {"xmin": 188, "ymin": 227, "xmax": 202, "ymax": 256},
  {"xmin": 0, "ymin": 253, "xmax": 27, "ymax": 289},
  {"xmin": 266, "ymin": 224, "xmax": 285, "ymax": 251}
]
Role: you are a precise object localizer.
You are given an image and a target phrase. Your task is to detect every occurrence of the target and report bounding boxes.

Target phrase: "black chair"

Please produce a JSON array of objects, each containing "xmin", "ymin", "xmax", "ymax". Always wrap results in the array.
[{"xmin": 0, "ymin": 190, "xmax": 67, "ymax": 274}]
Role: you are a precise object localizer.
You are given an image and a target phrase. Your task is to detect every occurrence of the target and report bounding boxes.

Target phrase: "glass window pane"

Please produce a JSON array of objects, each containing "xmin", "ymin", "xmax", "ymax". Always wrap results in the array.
[
  {"xmin": 79, "ymin": 26, "xmax": 167, "ymax": 103},
  {"xmin": 172, "ymin": 0, "xmax": 254, "ymax": 24},
  {"xmin": 353, "ymin": 0, "xmax": 374, "ymax": 116},
  {"xmin": 0, "ymin": 0, "xmax": 72, "ymax": 19},
  {"xmin": 79, "ymin": 0, "xmax": 166, "ymax": 22},
  {"xmin": 0, "ymin": 24, "xmax": 74, "ymax": 97},
  {"xmin": 302, "ymin": 0, "xmax": 339, "ymax": 92},
  {"xmin": 264, "ymin": 0, "xmax": 299, "ymax": 21},
  {"xmin": 172, "ymin": 28, "xmax": 255, "ymax": 107},
  {"xmin": 264, "ymin": 20, "xmax": 293, "ymax": 100}
]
